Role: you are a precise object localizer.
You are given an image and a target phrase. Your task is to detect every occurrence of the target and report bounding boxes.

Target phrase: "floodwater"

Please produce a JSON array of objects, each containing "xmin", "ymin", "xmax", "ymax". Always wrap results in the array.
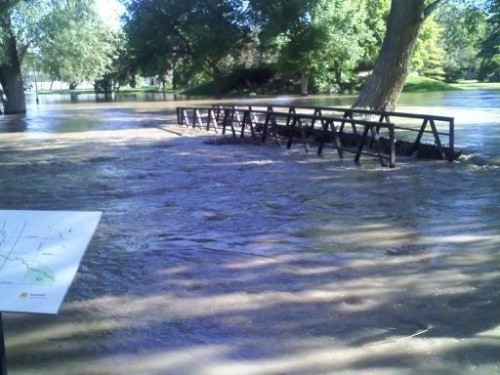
[{"xmin": 1, "ymin": 90, "xmax": 499, "ymax": 374}]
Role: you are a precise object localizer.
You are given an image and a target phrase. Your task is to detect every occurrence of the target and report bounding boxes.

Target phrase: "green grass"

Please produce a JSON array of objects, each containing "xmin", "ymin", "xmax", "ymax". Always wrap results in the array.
[
  {"xmin": 452, "ymin": 80, "xmax": 500, "ymax": 90},
  {"xmin": 403, "ymin": 76, "xmax": 500, "ymax": 92},
  {"xmin": 34, "ymin": 77, "xmax": 499, "ymax": 97},
  {"xmin": 402, "ymin": 76, "xmax": 460, "ymax": 92},
  {"xmin": 179, "ymin": 81, "xmax": 216, "ymax": 96}
]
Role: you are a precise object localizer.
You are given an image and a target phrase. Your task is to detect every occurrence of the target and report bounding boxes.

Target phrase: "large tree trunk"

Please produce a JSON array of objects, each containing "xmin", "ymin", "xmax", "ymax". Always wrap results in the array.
[
  {"xmin": 0, "ymin": 11, "xmax": 26, "ymax": 115},
  {"xmin": 353, "ymin": 0, "xmax": 445, "ymax": 111},
  {"xmin": 212, "ymin": 65, "xmax": 223, "ymax": 97},
  {"xmin": 0, "ymin": 64, "xmax": 26, "ymax": 114},
  {"xmin": 300, "ymin": 71, "xmax": 309, "ymax": 96}
]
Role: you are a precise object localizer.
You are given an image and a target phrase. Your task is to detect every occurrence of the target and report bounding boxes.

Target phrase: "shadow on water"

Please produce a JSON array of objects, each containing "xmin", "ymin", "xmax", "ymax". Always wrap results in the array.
[
  {"xmin": 28, "ymin": 91, "xmax": 196, "ymax": 106},
  {"xmin": 0, "ymin": 92, "xmax": 499, "ymax": 374},
  {"xmin": 0, "ymin": 115, "xmax": 28, "ymax": 132},
  {"xmin": 5, "ymin": 242, "xmax": 500, "ymax": 374}
]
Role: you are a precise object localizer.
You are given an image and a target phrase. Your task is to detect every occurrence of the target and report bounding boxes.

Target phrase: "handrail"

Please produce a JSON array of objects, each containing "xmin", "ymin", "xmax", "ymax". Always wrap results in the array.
[
  {"xmin": 176, "ymin": 103, "xmax": 458, "ymax": 167},
  {"xmin": 210, "ymin": 103, "xmax": 455, "ymax": 161},
  {"xmin": 215, "ymin": 103, "xmax": 455, "ymax": 122},
  {"xmin": 176, "ymin": 105, "xmax": 397, "ymax": 167}
]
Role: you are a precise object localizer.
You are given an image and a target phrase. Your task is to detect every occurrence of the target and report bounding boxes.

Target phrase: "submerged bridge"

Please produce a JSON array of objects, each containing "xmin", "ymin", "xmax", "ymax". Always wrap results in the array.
[{"xmin": 175, "ymin": 104, "xmax": 457, "ymax": 168}]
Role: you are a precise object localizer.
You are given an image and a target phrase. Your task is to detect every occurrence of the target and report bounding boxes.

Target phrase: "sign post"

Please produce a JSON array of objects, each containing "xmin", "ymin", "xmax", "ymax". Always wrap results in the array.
[{"xmin": 0, "ymin": 210, "xmax": 102, "ymax": 374}]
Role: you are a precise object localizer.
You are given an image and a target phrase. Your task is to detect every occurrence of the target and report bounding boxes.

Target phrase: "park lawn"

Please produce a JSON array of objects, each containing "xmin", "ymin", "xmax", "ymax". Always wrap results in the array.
[
  {"xmin": 34, "ymin": 78, "xmax": 500, "ymax": 97},
  {"xmin": 403, "ymin": 76, "xmax": 500, "ymax": 92},
  {"xmin": 453, "ymin": 80, "xmax": 500, "ymax": 90}
]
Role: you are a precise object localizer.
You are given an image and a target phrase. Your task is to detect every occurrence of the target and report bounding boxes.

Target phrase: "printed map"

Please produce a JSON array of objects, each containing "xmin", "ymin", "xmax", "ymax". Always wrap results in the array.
[{"xmin": 0, "ymin": 210, "xmax": 101, "ymax": 314}]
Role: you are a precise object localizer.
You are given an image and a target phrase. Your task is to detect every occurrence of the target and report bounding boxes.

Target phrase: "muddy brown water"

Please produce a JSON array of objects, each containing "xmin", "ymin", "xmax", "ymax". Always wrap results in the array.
[{"xmin": 1, "ymin": 93, "xmax": 499, "ymax": 374}]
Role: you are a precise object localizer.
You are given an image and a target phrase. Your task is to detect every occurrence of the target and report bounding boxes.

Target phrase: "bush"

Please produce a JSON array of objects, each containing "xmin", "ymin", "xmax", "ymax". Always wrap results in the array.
[{"xmin": 181, "ymin": 66, "xmax": 276, "ymax": 96}]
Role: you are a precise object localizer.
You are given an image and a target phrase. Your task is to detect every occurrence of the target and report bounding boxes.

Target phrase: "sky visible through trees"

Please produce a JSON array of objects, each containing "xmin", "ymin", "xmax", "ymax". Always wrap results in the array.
[{"xmin": 95, "ymin": 0, "xmax": 124, "ymax": 30}]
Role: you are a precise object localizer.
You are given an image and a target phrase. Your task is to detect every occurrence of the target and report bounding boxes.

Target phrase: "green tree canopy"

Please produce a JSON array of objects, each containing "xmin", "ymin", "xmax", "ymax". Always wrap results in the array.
[
  {"xmin": 124, "ymin": 0, "xmax": 251, "ymax": 95},
  {"xmin": 37, "ymin": 0, "xmax": 114, "ymax": 89},
  {"xmin": 435, "ymin": 3, "xmax": 488, "ymax": 81},
  {"xmin": 411, "ymin": 16, "xmax": 446, "ymax": 79},
  {"xmin": 478, "ymin": 0, "xmax": 499, "ymax": 81},
  {"xmin": 0, "ymin": 0, "xmax": 117, "ymax": 113},
  {"xmin": 249, "ymin": 0, "xmax": 375, "ymax": 95}
]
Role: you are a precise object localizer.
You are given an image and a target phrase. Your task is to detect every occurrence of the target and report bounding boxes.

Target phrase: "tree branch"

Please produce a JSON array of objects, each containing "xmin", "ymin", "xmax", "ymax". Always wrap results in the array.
[
  {"xmin": 423, "ymin": 0, "xmax": 448, "ymax": 19},
  {"xmin": 18, "ymin": 36, "xmax": 40, "ymax": 64}
]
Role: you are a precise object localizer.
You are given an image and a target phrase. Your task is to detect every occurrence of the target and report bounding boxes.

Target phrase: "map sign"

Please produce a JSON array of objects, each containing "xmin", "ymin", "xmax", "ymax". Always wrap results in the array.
[{"xmin": 0, "ymin": 210, "xmax": 102, "ymax": 314}]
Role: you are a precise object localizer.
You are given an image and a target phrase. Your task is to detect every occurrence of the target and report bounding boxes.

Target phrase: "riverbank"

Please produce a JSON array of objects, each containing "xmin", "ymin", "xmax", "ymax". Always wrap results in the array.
[
  {"xmin": 403, "ymin": 77, "xmax": 500, "ymax": 93},
  {"xmin": 32, "ymin": 77, "xmax": 500, "ymax": 99},
  {"xmin": 1, "ymin": 99, "xmax": 499, "ymax": 374}
]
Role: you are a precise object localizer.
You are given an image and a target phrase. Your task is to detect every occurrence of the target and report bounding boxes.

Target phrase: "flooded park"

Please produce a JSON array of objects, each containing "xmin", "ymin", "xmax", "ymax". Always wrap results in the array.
[{"xmin": 1, "ymin": 89, "xmax": 499, "ymax": 374}]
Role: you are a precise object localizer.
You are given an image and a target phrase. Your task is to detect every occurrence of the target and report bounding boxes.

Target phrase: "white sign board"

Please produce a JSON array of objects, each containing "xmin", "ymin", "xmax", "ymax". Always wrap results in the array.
[{"xmin": 0, "ymin": 210, "xmax": 102, "ymax": 314}]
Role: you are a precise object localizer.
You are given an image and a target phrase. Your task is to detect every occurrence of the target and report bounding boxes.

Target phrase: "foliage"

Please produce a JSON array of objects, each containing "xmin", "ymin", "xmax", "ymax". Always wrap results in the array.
[
  {"xmin": 411, "ymin": 17, "xmax": 446, "ymax": 79},
  {"xmin": 122, "ymin": 0, "xmax": 389, "ymax": 95},
  {"xmin": 123, "ymin": 0, "xmax": 251, "ymax": 95},
  {"xmin": 358, "ymin": 0, "xmax": 391, "ymax": 70},
  {"xmin": 0, "ymin": 0, "xmax": 42, "ymax": 66},
  {"xmin": 249, "ymin": 0, "xmax": 374, "ymax": 94},
  {"xmin": 435, "ymin": 3, "xmax": 488, "ymax": 82},
  {"xmin": 353, "ymin": 0, "xmax": 447, "ymax": 111},
  {"xmin": 181, "ymin": 66, "xmax": 275, "ymax": 96},
  {"xmin": 120, "ymin": 0, "xmax": 496, "ymax": 97},
  {"xmin": 0, "ymin": 0, "xmax": 117, "ymax": 90},
  {"xmin": 8, "ymin": 0, "xmax": 53, "ymax": 62},
  {"xmin": 94, "ymin": 32, "xmax": 135, "ymax": 92},
  {"xmin": 37, "ymin": 1, "xmax": 113, "ymax": 89},
  {"xmin": 478, "ymin": 0, "xmax": 500, "ymax": 81}
]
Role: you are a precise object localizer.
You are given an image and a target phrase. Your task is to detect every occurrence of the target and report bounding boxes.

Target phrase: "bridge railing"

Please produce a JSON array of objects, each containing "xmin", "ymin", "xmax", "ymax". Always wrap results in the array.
[
  {"xmin": 176, "ymin": 104, "xmax": 457, "ymax": 168},
  {"xmin": 209, "ymin": 104, "xmax": 455, "ymax": 161},
  {"xmin": 176, "ymin": 105, "xmax": 397, "ymax": 167}
]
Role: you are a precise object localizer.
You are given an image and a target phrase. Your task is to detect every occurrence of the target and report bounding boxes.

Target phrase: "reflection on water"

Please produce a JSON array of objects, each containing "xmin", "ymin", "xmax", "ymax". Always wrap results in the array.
[
  {"xmin": 1, "ymin": 90, "xmax": 499, "ymax": 374},
  {"xmin": 31, "ymin": 91, "xmax": 182, "ymax": 105}
]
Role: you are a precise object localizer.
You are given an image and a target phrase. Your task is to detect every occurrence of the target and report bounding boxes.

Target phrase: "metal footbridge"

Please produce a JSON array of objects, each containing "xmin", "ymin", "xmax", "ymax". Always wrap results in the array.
[{"xmin": 176, "ymin": 104, "xmax": 457, "ymax": 168}]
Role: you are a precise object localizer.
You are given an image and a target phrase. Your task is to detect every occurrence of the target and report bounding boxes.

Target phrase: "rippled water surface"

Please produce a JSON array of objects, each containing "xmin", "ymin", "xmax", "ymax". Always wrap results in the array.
[{"xmin": 1, "ymin": 91, "xmax": 499, "ymax": 374}]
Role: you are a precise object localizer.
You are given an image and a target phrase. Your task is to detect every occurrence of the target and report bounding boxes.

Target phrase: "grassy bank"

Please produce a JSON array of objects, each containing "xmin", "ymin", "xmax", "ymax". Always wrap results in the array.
[
  {"xmin": 181, "ymin": 76, "xmax": 500, "ymax": 97},
  {"xmin": 33, "ymin": 77, "xmax": 499, "ymax": 97},
  {"xmin": 452, "ymin": 80, "xmax": 500, "ymax": 90},
  {"xmin": 403, "ymin": 76, "xmax": 500, "ymax": 92},
  {"xmin": 402, "ymin": 76, "xmax": 460, "ymax": 92}
]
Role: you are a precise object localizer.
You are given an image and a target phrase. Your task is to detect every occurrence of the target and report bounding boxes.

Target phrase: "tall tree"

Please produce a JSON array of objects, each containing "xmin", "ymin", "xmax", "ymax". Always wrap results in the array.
[
  {"xmin": 0, "ymin": 0, "xmax": 114, "ymax": 113},
  {"xmin": 38, "ymin": 0, "xmax": 112, "ymax": 89},
  {"xmin": 0, "ymin": 0, "xmax": 27, "ymax": 114},
  {"xmin": 353, "ymin": 0, "xmax": 446, "ymax": 110}
]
